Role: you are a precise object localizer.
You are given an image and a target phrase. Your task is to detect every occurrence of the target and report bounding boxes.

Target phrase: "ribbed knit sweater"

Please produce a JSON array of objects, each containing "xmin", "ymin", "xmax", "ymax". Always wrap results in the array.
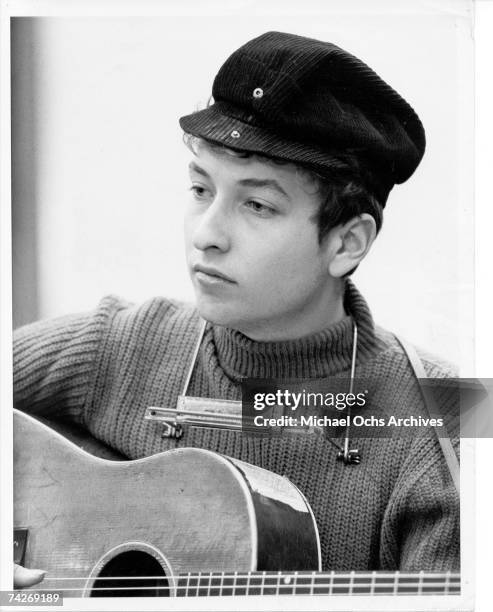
[{"xmin": 13, "ymin": 282, "xmax": 459, "ymax": 572}]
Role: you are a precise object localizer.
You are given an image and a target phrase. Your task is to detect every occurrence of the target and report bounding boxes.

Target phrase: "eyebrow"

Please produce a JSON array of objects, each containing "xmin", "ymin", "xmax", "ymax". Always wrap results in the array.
[{"xmin": 188, "ymin": 161, "xmax": 291, "ymax": 200}]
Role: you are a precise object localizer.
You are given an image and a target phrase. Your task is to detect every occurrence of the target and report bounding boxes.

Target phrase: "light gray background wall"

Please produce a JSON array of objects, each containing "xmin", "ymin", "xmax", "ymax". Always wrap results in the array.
[{"xmin": 10, "ymin": 1, "xmax": 474, "ymax": 371}]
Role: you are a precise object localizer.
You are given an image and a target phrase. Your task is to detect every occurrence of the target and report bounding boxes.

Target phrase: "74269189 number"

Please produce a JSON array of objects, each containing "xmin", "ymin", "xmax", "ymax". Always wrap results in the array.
[{"xmin": 0, "ymin": 591, "xmax": 63, "ymax": 606}]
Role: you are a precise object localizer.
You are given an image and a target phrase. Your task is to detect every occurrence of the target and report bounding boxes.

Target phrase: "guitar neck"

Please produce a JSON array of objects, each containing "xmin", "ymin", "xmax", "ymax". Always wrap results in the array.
[
  {"xmin": 171, "ymin": 571, "xmax": 460, "ymax": 597},
  {"xmin": 31, "ymin": 571, "xmax": 462, "ymax": 597}
]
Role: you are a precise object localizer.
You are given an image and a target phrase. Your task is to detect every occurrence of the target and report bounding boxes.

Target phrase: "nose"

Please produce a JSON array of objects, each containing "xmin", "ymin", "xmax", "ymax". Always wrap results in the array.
[{"xmin": 191, "ymin": 197, "xmax": 231, "ymax": 253}]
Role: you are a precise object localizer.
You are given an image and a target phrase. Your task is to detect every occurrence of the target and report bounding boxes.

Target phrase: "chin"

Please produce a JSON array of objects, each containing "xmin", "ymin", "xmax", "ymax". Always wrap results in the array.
[{"xmin": 194, "ymin": 299, "xmax": 239, "ymax": 329}]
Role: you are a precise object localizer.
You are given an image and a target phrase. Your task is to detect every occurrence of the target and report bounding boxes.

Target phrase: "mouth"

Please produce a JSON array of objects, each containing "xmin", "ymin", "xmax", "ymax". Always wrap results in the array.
[{"xmin": 192, "ymin": 265, "xmax": 236, "ymax": 284}]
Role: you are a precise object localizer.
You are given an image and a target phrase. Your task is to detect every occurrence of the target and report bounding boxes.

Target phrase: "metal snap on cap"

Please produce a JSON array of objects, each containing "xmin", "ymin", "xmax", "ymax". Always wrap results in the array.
[
  {"xmin": 253, "ymin": 87, "xmax": 264, "ymax": 98},
  {"xmin": 230, "ymin": 130, "xmax": 241, "ymax": 139}
]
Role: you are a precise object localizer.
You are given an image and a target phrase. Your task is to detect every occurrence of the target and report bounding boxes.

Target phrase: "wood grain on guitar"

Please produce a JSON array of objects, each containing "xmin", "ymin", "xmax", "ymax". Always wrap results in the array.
[{"xmin": 13, "ymin": 409, "xmax": 460, "ymax": 598}]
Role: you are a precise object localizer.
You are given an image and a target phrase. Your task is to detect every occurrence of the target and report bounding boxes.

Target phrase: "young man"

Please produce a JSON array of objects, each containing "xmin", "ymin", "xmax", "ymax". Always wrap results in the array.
[{"xmin": 13, "ymin": 31, "xmax": 459, "ymax": 586}]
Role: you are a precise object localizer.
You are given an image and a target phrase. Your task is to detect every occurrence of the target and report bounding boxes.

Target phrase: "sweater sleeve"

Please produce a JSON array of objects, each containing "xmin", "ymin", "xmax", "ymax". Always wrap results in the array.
[
  {"xmin": 379, "ymin": 435, "xmax": 460, "ymax": 571},
  {"xmin": 13, "ymin": 296, "xmax": 126, "ymax": 425}
]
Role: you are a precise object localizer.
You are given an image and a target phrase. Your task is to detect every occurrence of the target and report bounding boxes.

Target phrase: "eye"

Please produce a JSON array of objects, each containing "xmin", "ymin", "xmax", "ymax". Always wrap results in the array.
[
  {"xmin": 244, "ymin": 200, "xmax": 276, "ymax": 216},
  {"xmin": 189, "ymin": 184, "xmax": 211, "ymax": 200}
]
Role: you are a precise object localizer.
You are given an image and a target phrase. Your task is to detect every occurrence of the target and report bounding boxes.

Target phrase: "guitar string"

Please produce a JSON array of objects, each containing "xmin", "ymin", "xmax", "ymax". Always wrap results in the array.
[
  {"xmin": 28, "ymin": 584, "xmax": 460, "ymax": 592},
  {"xmin": 37, "ymin": 576, "xmax": 460, "ymax": 590},
  {"xmin": 43, "ymin": 571, "xmax": 459, "ymax": 581},
  {"xmin": 27, "ymin": 584, "xmax": 461, "ymax": 589},
  {"xmin": 42, "ymin": 578, "xmax": 461, "ymax": 586},
  {"xmin": 37, "ymin": 580, "xmax": 460, "ymax": 591},
  {"xmin": 41, "ymin": 579, "xmax": 461, "ymax": 584},
  {"xmin": 21, "ymin": 583, "xmax": 461, "ymax": 594}
]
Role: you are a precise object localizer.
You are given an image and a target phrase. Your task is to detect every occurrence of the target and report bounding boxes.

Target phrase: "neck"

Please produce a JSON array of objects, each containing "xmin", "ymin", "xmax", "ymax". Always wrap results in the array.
[
  {"xmin": 234, "ymin": 283, "xmax": 346, "ymax": 342},
  {"xmin": 211, "ymin": 280, "xmax": 378, "ymax": 382}
]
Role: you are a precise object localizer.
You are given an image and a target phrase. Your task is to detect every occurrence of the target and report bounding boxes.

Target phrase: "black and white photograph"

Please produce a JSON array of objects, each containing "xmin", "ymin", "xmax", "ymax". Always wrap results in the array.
[{"xmin": 1, "ymin": 0, "xmax": 487, "ymax": 610}]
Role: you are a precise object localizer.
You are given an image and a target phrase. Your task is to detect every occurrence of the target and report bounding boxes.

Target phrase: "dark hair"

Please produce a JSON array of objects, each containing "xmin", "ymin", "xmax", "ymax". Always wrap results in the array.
[
  {"xmin": 312, "ymin": 158, "xmax": 384, "ymax": 243},
  {"xmin": 183, "ymin": 133, "xmax": 384, "ymax": 246}
]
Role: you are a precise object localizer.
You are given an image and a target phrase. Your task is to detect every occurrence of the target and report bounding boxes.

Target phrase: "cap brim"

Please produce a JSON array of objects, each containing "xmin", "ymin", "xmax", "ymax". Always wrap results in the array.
[{"xmin": 179, "ymin": 105, "xmax": 341, "ymax": 175}]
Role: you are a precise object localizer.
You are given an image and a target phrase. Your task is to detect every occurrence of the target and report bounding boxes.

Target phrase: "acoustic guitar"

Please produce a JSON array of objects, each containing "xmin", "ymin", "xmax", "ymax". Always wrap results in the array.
[{"xmin": 13, "ymin": 409, "xmax": 460, "ymax": 598}]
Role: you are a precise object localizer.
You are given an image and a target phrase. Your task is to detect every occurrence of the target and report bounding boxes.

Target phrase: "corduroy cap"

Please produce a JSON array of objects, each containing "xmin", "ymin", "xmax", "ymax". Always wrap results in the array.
[{"xmin": 179, "ymin": 31, "xmax": 426, "ymax": 205}]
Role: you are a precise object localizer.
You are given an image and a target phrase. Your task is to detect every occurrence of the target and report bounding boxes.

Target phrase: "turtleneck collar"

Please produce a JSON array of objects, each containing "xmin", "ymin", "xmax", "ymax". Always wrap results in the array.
[{"xmin": 211, "ymin": 280, "xmax": 377, "ymax": 381}]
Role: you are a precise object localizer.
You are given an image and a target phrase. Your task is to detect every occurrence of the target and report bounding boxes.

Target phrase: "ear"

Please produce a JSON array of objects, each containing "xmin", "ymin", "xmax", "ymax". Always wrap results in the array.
[{"xmin": 326, "ymin": 214, "xmax": 377, "ymax": 277}]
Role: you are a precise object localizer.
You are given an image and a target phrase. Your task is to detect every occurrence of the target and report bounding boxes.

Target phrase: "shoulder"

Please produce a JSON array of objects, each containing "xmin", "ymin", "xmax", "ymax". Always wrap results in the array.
[
  {"xmin": 369, "ymin": 325, "xmax": 460, "ymax": 441},
  {"xmin": 14, "ymin": 295, "xmax": 202, "ymax": 368},
  {"xmin": 98, "ymin": 294, "xmax": 197, "ymax": 326},
  {"xmin": 94, "ymin": 294, "xmax": 201, "ymax": 348},
  {"xmin": 372, "ymin": 325, "xmax": 458, "ymax": 378}
]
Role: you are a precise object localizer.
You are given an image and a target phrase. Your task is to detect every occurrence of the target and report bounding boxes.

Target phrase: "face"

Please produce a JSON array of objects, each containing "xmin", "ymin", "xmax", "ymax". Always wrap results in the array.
[{"xmin": 184, "ymin": 144, "xmax": 341, "ymax": 340}]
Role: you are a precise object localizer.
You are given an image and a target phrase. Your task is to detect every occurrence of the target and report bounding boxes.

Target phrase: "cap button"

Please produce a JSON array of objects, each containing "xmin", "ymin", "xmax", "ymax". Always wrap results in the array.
[
  {"xmin": 230, "ymin": 130, "xmax": 241, "ymax": 139},
  {"xmin": 253, "ymin": 87, "xmax": 264, "ymax": 99}
]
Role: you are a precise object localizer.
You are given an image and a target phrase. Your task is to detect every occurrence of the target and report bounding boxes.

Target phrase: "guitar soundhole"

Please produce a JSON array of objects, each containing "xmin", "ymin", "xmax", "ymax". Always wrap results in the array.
[{"xmin": 90, "ymin": 550, "xmax": 170, "ymax": 597}]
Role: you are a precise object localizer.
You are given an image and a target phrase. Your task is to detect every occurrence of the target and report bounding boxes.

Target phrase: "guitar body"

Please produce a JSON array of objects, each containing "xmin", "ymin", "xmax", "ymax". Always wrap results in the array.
[{"xmin": 13, "ymin": 409, "xmax": 321, "ymax": 597}]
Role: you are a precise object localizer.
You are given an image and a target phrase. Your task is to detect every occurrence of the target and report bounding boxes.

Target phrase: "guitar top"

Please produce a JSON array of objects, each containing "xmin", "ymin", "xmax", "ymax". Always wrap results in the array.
[{"xmin": 14, "ymin": 409, "xmax": 320, "ymax": 597}]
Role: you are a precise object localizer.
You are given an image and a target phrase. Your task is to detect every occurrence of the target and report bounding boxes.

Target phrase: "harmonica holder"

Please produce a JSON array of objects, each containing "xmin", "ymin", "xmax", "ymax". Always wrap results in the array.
[{"xmin": 145, "ymin": 318, "xmax": 362, "ymax": 465}]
